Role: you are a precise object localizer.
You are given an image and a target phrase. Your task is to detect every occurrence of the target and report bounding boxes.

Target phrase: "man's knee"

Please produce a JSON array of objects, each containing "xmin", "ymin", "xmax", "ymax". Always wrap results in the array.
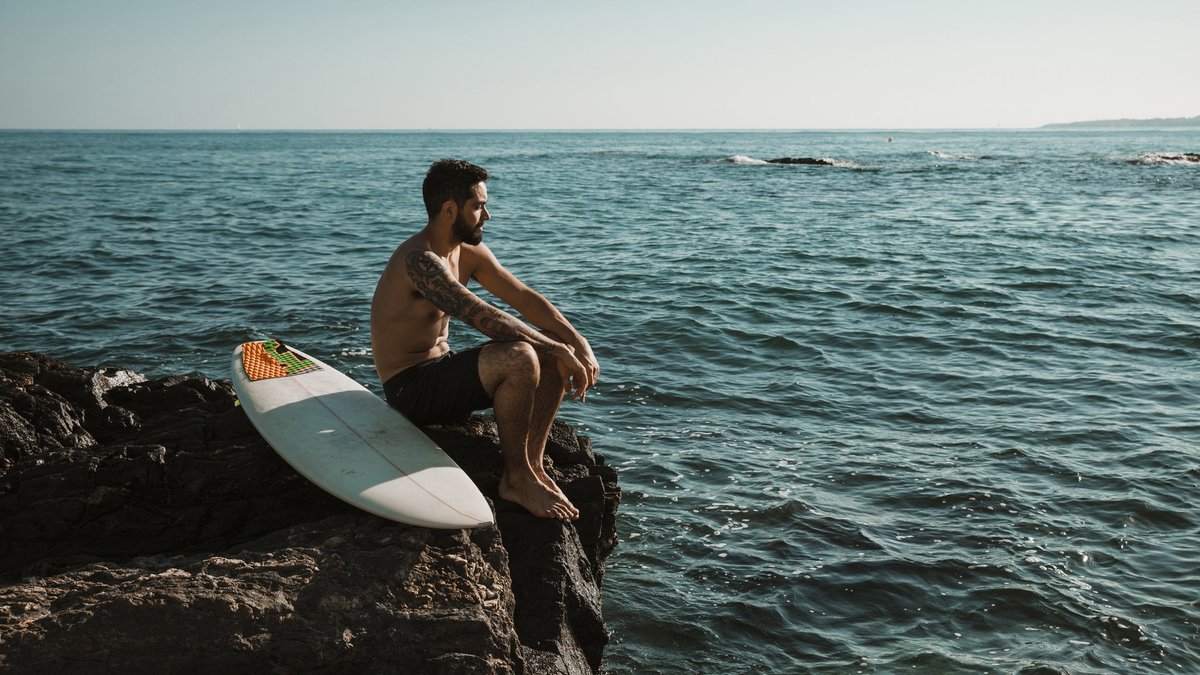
[{"xmin": 484, "ymin": 341, "xmax": 540, "ymax": 380}]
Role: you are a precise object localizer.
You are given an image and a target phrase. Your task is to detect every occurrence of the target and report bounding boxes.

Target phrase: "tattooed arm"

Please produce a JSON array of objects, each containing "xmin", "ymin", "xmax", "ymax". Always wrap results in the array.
[
  {"xmin": 405, "ymin": 249, "xmax": 589, "ymax": 398},
  {"xmin": 405, "ymin": 249, "xmax": 556, "ymax": 348}
]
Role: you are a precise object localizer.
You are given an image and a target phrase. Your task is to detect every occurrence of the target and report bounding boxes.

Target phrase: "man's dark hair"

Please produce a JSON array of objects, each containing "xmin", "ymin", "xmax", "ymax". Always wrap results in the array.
[{"xmin": 422, "ymin": 159, "xmax": 489, "ymax": 219}]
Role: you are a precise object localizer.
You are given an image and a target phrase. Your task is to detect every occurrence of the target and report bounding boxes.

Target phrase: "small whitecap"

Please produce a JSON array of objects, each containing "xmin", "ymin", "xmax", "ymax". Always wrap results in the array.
[{"xmin": 723, "ymin": 155, "xmax": 769, "ymax": 165}]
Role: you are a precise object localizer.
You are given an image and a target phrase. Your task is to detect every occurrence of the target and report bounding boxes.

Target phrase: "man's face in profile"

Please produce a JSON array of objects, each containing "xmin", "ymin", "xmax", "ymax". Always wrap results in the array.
[{"xmin": 452, "ymin": 182, "xmax": 489, "ymax": 246}]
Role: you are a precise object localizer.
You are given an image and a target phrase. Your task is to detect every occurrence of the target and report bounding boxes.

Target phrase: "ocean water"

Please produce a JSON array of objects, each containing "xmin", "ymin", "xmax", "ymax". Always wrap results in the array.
[{"xmin": 2, "ymin": 130, "xmax": 1198, "ymax": 673}]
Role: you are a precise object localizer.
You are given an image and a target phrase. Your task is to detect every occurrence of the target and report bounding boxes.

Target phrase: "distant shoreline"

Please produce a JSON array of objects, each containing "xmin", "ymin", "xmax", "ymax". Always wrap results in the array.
[{"xmin": 1040, "ymin": 115, "xmax": 1200, "ymax": 130}]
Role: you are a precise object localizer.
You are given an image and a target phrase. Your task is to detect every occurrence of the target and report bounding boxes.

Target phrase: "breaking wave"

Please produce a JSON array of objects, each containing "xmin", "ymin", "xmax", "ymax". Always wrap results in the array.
[
  {"xmin": 723, "ymin": 155, "xmax": 769, "ymax": 165},
  {"xmin": 929, "ymin": 150, "xmax": 991, "ymax": 160}
]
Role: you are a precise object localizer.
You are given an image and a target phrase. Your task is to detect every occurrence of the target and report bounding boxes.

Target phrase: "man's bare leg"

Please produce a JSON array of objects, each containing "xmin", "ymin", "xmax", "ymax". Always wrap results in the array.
[
  {"xmin": 479, "ymin": 342, "xmax": 579, "ymax": 520},
  {"xmin": 527, "ymin": 352, "xmax": 568, "ymax": 493}
]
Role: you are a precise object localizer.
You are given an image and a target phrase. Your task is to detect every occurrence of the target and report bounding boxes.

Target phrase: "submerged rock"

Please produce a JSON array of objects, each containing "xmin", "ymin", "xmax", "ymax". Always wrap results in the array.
[
  {"xmin": 767, "ymin": 156, "xmax": 834, "ymax": 166},
  {"xmin": 1128, "ymin": 152, "xmax": 1200, "ymax": 165},
  {"xmin": 0, "ymin": 351, "xmax": 620, "ymax": 674}
]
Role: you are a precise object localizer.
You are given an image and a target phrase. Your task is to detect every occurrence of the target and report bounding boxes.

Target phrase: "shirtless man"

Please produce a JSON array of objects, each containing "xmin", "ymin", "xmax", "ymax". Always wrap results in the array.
[{"xmin": 371, "ymin": 159, "xmax": 600, "ymax": 522}]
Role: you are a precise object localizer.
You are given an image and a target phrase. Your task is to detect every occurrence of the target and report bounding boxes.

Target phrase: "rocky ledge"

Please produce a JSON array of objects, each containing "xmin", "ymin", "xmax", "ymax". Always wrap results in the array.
[{"xmin": 0, "ymin": 352, "xmax": 620, "ymax": 674}]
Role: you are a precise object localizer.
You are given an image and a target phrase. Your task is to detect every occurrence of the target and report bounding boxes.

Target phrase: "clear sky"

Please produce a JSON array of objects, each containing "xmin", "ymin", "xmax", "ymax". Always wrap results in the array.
[{"xmin": 1, "ymin": 0, "xmax": 1197, "ymax": 129}]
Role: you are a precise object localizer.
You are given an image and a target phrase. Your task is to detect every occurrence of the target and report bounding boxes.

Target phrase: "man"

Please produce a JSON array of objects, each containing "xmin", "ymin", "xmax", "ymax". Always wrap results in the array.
[{"xmin": 371, "ymin": 159, "xmax": 600, "ymax": 522}]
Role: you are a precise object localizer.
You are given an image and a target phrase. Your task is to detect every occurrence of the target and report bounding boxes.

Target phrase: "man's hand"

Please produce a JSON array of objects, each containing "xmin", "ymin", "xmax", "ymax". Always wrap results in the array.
[
  {"xmin": 575, "ymin": 341, "xmax": 600, "ymax": 392},
  {"xmin": 550, "ymin": 343, "xmax": 592, "ymax": 402}
]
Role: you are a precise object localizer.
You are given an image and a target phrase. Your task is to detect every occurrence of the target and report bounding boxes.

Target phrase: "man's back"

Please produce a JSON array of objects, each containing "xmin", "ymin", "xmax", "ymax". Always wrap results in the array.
[{"xmin": 371, "ymin": 236, "xmax": 460, "ymax": 382}]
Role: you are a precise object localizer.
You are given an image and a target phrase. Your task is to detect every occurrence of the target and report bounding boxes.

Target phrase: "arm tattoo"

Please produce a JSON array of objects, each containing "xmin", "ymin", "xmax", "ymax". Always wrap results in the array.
[
  {"xmin": 405, "ymin": 250, "xmax": 556, "ymax": 350},
  {"xmin": 480, "ymin": 314, "xmax": 537, "ymax": 346},
  {"xmin": 406, "ymin": 251, "xmax": 480, "ymax": 321}
]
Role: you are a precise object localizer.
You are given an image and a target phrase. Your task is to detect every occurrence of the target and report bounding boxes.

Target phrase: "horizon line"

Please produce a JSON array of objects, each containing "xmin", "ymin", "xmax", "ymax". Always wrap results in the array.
[
  {"xmin": 4, "ymin": 125, "xmax": 1197, "ymax": 133},
  {"xmin": 0, "ymin": 126, "xmax": 1053, "ymax": 133}
]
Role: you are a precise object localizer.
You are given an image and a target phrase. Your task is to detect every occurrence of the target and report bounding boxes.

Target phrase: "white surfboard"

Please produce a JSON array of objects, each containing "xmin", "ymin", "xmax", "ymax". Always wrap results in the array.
[{"xmin": 230, "ymin": 340, "xmax": 493, "ymax": 529}]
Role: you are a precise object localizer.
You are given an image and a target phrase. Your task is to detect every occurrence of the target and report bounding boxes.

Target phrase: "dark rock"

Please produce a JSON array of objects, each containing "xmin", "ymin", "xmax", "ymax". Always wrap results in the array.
[
  {"xmin": 0, "ymin": 352, "xmax": 621, "ymax": 674},
  {"xmin": 427, "ymin": 418, "xmax": 621, "ymax": 675},
  {"xmin": 767, "ymin": 156, "xmax": 834, "ymax": 166},
  {"xmin": 1127, "ymin": 152, "xmax": 1200, "ymax": 165},
  {"xmin": 1, "ymin": 516, "xmax": 522, "ymax": 674},
  {"xmin": 500, "ymin": 512, "xmax": 606, "ymax": 674}
]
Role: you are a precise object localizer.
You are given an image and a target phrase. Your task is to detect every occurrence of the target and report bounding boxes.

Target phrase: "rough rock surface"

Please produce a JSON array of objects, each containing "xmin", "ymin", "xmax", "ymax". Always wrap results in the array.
[{"xmin": 0, "ymin": 352, "xmax": 620, "ymax": 674}]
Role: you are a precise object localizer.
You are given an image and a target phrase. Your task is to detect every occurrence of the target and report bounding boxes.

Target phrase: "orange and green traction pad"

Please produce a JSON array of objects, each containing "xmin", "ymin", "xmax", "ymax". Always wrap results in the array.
[{"xmin": 241, "ymin": 339, "xmax": 321, "ymax": 381}]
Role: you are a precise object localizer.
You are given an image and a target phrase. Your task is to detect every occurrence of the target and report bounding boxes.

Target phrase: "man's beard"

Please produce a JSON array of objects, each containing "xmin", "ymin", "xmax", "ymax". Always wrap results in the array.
[{"xmin": 452, "ymin": 211, "xmax": 483, "ymax": 245}]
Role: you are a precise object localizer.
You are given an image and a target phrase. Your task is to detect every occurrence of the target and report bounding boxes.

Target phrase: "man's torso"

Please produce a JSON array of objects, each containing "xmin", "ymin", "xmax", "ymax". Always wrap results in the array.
[{"xmin": 370, "ymin": 238, "xmax": 483, "ymax": 383}]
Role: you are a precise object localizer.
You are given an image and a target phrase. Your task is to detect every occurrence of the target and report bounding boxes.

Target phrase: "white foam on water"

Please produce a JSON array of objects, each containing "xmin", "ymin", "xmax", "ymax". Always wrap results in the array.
[
  {"xmin": 820, "ymin": 157, "xmax": 862, "ymax": 168},
  {"xmin": 724, "ymin": 154, "xmax": 769, "ymax": 165},
  {"xmin": 929, "ymin": 150, "xmax": 982, "ymax": 160}
]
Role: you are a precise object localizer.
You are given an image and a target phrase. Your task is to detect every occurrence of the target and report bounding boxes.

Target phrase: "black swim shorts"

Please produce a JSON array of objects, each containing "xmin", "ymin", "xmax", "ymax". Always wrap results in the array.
[{"xmin": 383, "ymin": 346, "xmax": 494, "ymax": 425}]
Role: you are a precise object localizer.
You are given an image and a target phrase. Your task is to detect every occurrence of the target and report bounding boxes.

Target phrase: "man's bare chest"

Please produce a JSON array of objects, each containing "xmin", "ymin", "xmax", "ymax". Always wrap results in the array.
[{"xmin": 445, "ymin": 250, "xmax": 476, "ymax": 286}]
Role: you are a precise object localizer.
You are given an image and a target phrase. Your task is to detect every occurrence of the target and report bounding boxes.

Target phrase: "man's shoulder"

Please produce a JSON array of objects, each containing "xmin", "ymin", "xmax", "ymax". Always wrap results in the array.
[
  {"xmin": 461, "ymin": 241, "xmax": 501, "ymax": 267},
  {"xmin": 389, "ymin": 237, "xmax": 435, "ymax": 267}
]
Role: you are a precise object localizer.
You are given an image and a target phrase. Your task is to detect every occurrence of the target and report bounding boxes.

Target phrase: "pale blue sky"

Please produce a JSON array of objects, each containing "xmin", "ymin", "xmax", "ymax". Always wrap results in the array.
[{"xmin": 1, "ymin": 0, "xmax": 1196, "ymax": 129}]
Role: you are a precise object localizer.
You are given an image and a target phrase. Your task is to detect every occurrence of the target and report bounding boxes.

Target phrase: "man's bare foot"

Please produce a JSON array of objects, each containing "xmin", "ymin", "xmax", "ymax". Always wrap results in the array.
[
  {"xmin": 533, "ymin": 467, "xmax": 580, "ymax": 519},
  {"xmin": 499, "ymin": 472, "xmax": 579, "ymax": 521}
]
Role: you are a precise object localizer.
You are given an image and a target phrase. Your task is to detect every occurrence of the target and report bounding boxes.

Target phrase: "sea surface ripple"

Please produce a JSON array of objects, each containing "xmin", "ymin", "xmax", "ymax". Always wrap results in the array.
[{"xmin": 2, "ymin": 130, "xmax": 1198, "ymax": 673}]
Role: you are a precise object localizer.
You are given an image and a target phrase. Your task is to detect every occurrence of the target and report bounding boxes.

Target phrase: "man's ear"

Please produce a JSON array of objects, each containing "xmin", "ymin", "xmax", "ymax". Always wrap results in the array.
[{"xmin": 441, "ymin": 199, "xmax": 457, "ymax": 221}]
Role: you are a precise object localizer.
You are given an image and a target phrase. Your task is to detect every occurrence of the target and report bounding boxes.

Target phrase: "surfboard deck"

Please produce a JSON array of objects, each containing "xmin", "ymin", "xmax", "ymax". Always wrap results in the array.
[{"xmin": 231, "ymin": 339, "xmax": 494, "ymax": 529}]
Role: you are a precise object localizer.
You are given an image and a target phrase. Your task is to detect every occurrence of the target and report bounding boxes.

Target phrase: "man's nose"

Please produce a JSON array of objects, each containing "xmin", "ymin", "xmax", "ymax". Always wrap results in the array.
[{"xmin": 482, "ymin": 206, "xmax": 491, "ymax": 221}]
